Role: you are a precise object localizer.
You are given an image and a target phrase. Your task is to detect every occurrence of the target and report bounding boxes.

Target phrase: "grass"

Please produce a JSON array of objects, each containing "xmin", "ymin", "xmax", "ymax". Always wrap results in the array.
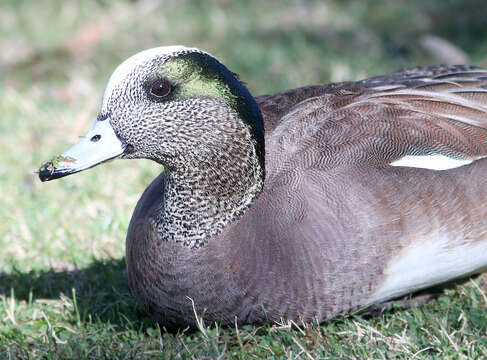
[{"xmin": 1, "ymin": 0, "xmax": 487, "ymax": 358}]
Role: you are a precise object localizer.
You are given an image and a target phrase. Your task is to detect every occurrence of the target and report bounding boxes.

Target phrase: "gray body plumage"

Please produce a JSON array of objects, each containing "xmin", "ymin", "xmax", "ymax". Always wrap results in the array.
[
  {"xmin": 39, "ymin": 47, "xmax": 487, "ymax": 328},
  {"xmin": 128, "ymin": 160, "xmax": 487, "ymax": 327}
]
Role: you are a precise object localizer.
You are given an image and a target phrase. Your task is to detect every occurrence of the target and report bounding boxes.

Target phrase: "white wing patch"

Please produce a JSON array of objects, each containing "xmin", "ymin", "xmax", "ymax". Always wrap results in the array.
[
  {"xmin": 390, "ymin": 154, "xmax": 475, "ymax": 170},
  {"xmin": 368, "ymin": 234, "xmax": 487, "ymax": 304}
]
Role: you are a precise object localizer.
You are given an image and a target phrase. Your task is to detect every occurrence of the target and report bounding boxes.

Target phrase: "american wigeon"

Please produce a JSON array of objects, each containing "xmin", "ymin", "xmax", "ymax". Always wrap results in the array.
[{"xmin": 39, "ymin": 46, "xmax": 487, "ymax": 327}]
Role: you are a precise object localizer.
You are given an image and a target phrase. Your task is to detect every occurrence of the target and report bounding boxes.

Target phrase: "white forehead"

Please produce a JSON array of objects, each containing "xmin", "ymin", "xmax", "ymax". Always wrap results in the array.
[{"xmin": 101, "ymin": 45, "xmax": 199, "ymax": 110}]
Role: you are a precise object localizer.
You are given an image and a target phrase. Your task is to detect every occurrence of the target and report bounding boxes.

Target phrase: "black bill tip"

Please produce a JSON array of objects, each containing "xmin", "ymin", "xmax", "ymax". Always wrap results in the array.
[{"xmin": 38, "ymin": 158, "xmax": 77, "ymax": 182}]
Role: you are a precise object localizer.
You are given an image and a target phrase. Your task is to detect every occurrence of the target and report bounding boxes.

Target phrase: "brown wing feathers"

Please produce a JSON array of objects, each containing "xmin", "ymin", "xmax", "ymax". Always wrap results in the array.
[
  {"xmin": 262, "ymin": 65, "xmax": 487, "ymax": 170},
  {"xmin": 362, "ymin": 69, "xmax": 487, "ymax": 160}
]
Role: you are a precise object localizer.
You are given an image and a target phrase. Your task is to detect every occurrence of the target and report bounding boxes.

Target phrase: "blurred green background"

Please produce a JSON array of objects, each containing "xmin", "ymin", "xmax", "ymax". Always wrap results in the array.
[{"xmin": 1, "ymin": 0, "xmax": 487, "ymax": 358}]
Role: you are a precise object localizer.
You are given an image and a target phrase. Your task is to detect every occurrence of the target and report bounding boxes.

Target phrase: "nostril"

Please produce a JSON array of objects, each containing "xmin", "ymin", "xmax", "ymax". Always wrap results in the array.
[{"xmin": 91, "ymin": 135, "xmax": 101, "ymax": 142}]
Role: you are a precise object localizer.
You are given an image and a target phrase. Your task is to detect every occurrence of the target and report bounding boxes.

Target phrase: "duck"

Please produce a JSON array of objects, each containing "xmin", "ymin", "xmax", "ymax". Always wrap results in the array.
[{"xmin": 39, "ymin": 46, "xmax": 487, "ymax": 328}]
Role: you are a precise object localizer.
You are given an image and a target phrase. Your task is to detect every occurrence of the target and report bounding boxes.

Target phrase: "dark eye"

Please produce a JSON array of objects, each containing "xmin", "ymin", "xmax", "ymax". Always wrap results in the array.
[{"xmin": 150, "ymin": 80, "xmax": 171, "ymax": 98}]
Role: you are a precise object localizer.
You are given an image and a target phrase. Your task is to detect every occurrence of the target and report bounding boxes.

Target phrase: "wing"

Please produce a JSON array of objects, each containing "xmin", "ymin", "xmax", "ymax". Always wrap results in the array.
[
  {"xmin": 264, "ymin": 65, "xmax": 487, "ymax": 175},
  {"xmin": 257, "ymin": 65, "xmax": 486, "ymax": 132},
  {"xmin": 256, "ymin": 85, "xmax": 343, "ymax": 132}
]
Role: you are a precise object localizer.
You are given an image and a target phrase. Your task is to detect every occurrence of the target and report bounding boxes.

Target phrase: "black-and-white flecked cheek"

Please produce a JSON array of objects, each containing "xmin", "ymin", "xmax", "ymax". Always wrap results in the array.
[{"xmin": 98, "ymin": 47, "xmax": 265, "ymax": 249}]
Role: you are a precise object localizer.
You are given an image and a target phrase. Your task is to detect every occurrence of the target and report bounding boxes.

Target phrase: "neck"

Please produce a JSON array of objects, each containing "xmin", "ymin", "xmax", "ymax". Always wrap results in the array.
[{"xmin": 156, "ymin": 127, "xmax": 264, "ymax": 248}]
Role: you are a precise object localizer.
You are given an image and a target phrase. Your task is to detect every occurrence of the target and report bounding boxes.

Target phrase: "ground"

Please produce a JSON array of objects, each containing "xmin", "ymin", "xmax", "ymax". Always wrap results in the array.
[{"xmin": 1, "ymin": 0, "xmax": 487, "ymax": 358}]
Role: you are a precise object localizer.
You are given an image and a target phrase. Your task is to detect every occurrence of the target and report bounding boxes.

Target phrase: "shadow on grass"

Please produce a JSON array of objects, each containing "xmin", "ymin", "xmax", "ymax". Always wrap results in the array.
[
  {"xmin": 0, "ymin": 258, "xmax": 485, "ymax": 341},
  {"xmin": 0, "ymin": 258, "xmax": 156, "ymax": 329}
]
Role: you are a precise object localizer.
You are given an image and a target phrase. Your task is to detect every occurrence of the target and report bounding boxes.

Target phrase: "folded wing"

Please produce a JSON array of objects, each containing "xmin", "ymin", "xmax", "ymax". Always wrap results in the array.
[{"xmin": 265, "ymin": 65, "xmax": 487, "ymax": 174}]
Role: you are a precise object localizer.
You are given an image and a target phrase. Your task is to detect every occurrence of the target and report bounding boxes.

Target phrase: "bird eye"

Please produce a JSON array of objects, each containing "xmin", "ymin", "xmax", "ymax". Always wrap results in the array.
[{"xmin": 150, "ymin": 80, "xmax": 171, "ymax": 98}]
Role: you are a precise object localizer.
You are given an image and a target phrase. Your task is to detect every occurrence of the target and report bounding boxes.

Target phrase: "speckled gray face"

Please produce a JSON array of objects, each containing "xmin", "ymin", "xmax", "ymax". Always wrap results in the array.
[
  {"xmin": 39, "ymin": 45, "xmax": 267, "ymax": 249},
  {"xmin": 39, "ymin": 46, "xmax": 264, "ymax": 180},
  {"xmin": 102, "ymin": 46, "xmax": 264, "ymax": 170}
]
